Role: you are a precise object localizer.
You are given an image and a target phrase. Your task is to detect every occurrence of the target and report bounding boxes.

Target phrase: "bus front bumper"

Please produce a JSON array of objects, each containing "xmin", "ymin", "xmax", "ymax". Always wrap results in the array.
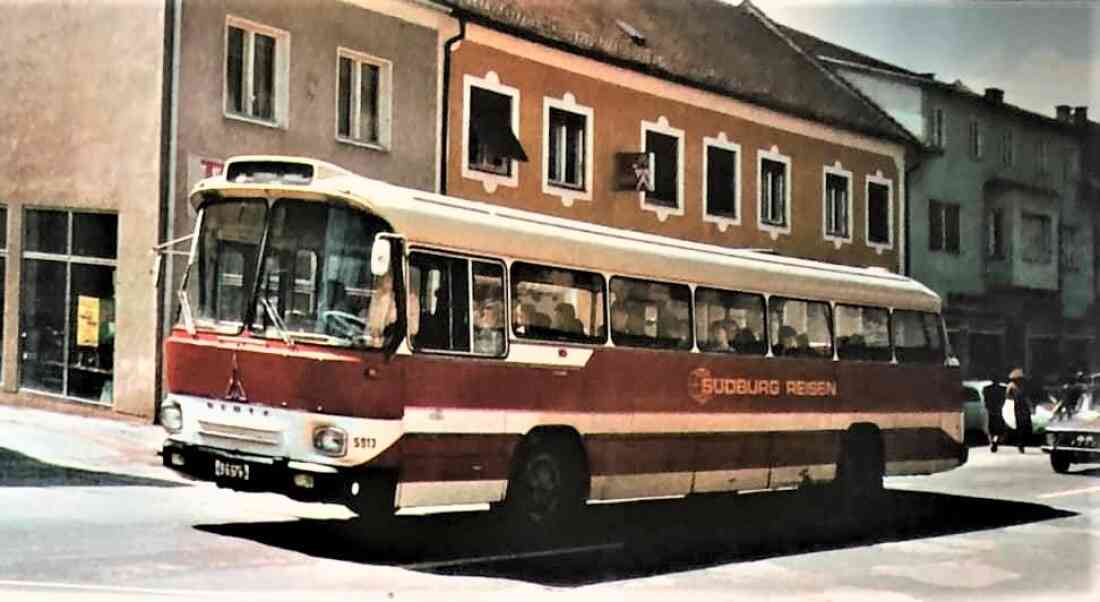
[{"xmin": 161, "ymin": 441, "xmax": 352, "ymax": 503}]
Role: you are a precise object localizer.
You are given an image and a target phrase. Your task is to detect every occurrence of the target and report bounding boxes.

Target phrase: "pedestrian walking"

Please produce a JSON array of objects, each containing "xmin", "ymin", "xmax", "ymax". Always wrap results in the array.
[
  {"xmin": 982, "ymin": 379, "xmax": 1007, "ymax": 453},
  {"xmin": 1005, "ymin": 368, "xmax": 1032, "ymax": 454}
]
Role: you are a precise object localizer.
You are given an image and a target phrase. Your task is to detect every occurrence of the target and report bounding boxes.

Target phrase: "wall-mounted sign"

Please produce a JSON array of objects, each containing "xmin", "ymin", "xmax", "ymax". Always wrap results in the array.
[
  {"xmin": 76, "ymin": 295, "xmax": 101, "ymax": 347},
  {"xmin": 615, "ymin": 152, "xmax": 654, "ymax": 192}
]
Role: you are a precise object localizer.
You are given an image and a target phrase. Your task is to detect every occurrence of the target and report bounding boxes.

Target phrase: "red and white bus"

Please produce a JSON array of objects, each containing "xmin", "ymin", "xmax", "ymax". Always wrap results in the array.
[{"xmin": 160, "ymin": 155, "xmax": 965, "ymax": 525}]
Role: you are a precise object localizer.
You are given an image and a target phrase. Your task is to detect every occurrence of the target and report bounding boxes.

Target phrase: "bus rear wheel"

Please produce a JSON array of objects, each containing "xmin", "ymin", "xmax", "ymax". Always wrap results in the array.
[
  {"xmin": 503, "ymin": 435, "xmax": 587, "ymax": 531},
  {"xmin": 1050, "ymin": 451, "xmax": 1071, "ymax": 474}
]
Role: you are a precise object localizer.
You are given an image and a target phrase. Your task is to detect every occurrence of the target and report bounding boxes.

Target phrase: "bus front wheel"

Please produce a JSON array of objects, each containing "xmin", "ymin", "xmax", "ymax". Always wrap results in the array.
[{"xmin": 503, "ymin": 435, "xmax": 587, "ymax": 530}]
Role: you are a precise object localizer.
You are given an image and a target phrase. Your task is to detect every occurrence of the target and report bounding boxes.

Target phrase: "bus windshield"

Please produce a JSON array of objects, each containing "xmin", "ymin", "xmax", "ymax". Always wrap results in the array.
[{"xmin": 185, "ymin": 198, "xmax": 395, "ymax": 348}]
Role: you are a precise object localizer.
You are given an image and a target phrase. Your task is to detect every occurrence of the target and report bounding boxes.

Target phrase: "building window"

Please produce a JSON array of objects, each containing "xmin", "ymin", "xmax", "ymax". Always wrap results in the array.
[
  {"xmin": 969, "ymin": 119, "xmax": 983, "ymax": 159},
  {"xmin": 1063, "ymin": 149, "xmax": 1074, "ymax": 184},
  {"xmin": 641, "ymin": 120, "xmax": 684, "ymax": 212},
  {"xmin": 930, "ymin": 108, "xmax": 945, "ymax": 148},
  {"xmin": 20, "ymin": 210, "xmax": 118, "ymax": 404},
  {"xmin": 1001, "ymin": 130, "xmax": 1014, "ymax": 167},
  {"xmin": 225, "ymin": 17, "xmax": 289, "ymax": 126},
  {"xmin": 929, "ymin": 199, "xmax": 960, "ymax": 254},
  {"xmin": 336, "ymin": 48, "xmax": 391, "ymax": 149},
  {"xmin": 987, "ymin": 208, "xmax": 1005, "ymax": 259},
  {"xmin": 1037, "ymin": 139, "xmax": 1048, "ymax": 174},
  {"xmin": 1020, "ymin": 212, "xmax": 1052, "ymax": 264},
  {"xmin": 823, "ymin": 166, "xmax": 851, "ymax": 242},
  {"xmin": 703, "ymin": 135, "xmax": 741, "ymax": 225},
  {"xmin": 866, "ymin": 176, "xmax": 893, "ymax": 248},
  {"xmin": 463, "ymin": 73, "xmax": 526, "ymax": 189},
  {"xmin": 757, "ymin": 148, "xmax": 791, "ymax": 236},
  {"xmin": 542, "ymin": 94, "xmax": 593, "ymax": 204},
  {"xmin": 1060, "ymin": 225, "xmax": 1080, "ymax": 272}
]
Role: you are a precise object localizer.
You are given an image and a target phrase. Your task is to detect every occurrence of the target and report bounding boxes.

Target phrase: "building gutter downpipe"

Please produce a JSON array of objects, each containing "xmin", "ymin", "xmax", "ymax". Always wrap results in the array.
[
  {"xmin": 440, "ymin": 17, "xmax": 465, "ymax": 196},
  {"xmin": 155, "ymin": 0, "xmax": 180, "ymax": 422}
]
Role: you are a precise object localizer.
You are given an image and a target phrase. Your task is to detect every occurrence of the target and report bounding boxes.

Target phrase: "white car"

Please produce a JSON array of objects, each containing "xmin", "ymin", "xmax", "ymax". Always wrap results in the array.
[{"xmin": 961, "ymin": 379, "xmax": 1055, "ymax": 444}]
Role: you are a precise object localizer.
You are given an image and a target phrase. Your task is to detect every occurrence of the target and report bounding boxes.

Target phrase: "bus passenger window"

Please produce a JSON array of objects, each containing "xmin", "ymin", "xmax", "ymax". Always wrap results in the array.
[
  {"xmin": 472, "ymin": 261, "xmax": 505, "ymax": 356},
  {"xmin": 892, "ymin": 310, "xmax": 945, "ymax": 364},
  {"xmin": 769, "ymin": 297, "xmax": 832, "ymax": 358},
  {"xmin": 835, "ymin": 304, "xmax": 891, "ymax": 362},
  {"xmin": 610, "ymin": 277, "xmax": 692, "ymax": 350},
  {"xmin": 409, "ymin": 252, "xmax": 470, "ymax": 352},
  {"xmin": 695, "ymin": 287, "xmax": 766, "ymax": 355},
  {"xmin": 511, "ymin": 262, "xmax": 605, "ymax": 345}
]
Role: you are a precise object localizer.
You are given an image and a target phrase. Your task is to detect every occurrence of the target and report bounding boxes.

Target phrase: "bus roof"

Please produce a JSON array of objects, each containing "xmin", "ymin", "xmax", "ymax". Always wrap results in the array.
[{"xmin": 192, "ymin": 156, "xmax": 940, "ymax": 313}]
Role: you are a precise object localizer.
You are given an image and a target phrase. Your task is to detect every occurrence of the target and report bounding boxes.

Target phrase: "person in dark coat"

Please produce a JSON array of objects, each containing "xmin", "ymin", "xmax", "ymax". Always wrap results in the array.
[
  {"xmin": 1006, "ymin": 368, "xmax": 1032, "ymax": 454},
  {"xmin": 982, "ymin": 380, "xmax": 1007, "ymax": 453}
]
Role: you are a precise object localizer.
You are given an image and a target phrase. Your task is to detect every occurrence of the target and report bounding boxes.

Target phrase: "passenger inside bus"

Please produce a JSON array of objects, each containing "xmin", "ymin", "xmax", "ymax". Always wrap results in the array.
[
  {"xmin": 473, "ymin": 300, "xmax": 504, "ymax": 354},
  {"xmin": 610, "ymin": 302, "xmax": 629, "ymax": 334},
  {"xmin": 554, "ymin": 303, "xmax": 585, "ymax": 335},
  {"xmin": 774, "ymin": 325, "xmax": 799, "ymax": 356},
  {"xmin": 707, "ymin": 322, "xmax": 731, "ymax": 351}
]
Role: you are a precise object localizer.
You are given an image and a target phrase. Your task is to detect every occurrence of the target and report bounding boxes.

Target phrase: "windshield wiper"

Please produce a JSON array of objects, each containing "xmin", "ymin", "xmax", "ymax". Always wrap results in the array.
[{"xmin": 259, "ymin": 295, "xmax": 296, "ymax": 347}]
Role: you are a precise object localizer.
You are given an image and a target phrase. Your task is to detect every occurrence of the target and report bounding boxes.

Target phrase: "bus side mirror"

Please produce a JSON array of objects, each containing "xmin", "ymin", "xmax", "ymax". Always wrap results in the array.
[{"xmin": 370, "ymin": 238, "xmax": 392, "ymax": 277}]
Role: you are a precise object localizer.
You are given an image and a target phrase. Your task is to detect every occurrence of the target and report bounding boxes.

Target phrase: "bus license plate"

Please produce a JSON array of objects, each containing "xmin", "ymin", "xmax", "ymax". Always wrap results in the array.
[{"xmin": 214, "ymin": 458, "xmax": 250, "ymax": 481}]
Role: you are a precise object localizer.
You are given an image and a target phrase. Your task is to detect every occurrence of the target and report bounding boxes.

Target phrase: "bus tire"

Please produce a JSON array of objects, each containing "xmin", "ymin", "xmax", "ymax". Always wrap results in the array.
[
  {"xmin": 503, "ymin": 433, "xmax": 587, "ymax": 531},
  {"xmin": 835, "ymin": 426, "xmax": 884, "ymax": 506},
  {"xmin": 1050, "ymin": 451, "xmax": 1071, "ymax": 474}
]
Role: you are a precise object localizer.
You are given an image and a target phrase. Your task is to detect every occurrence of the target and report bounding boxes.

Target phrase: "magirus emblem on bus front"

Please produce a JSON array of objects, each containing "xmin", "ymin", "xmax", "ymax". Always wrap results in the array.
[{"xmin": 224, "ymin": 352, "xmax": 249, "ymax": 403}]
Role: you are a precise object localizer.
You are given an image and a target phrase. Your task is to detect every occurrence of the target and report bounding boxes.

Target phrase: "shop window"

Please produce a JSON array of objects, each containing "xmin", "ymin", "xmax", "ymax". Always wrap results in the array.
[
  {"xmin": 20, "ymin": 210, "xmax": 118, "ymax": 404},
  {"xmin": 835, "ymin": 304, "xmax": 891, "ymax": 362},
  {"xmin": 336, "ymin": 48, "xmax": 391, "ymax": 148},
  {"xmin": 769, "ymin": 297, "xmax": 833, "ymax": 359},
  {"xmin": 225, "ymin": 17, "xmax": 289, "ymax": 126},
  {"xmin": 695, "ymin": 287, "xmax": 765, "ymax": 355},
  {"xmin": 513, "ymin": 262, "xmax": 605, "ymax": 345}
]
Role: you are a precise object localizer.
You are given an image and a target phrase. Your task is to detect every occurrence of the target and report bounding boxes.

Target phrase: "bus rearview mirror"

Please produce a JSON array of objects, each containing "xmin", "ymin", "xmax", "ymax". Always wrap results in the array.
[{"xmin": 371, "ymin": 238, "xmax": 392, "ymax": 277}]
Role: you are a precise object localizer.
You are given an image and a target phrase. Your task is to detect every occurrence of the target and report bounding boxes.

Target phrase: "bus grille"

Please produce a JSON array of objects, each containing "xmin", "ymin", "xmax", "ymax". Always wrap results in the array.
[{"xmin": 198, "ymin": 421, "xmax": 282, "ymax": 446}]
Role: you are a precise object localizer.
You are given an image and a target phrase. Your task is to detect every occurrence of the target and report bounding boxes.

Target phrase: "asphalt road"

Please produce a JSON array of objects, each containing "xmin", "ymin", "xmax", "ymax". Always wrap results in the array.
[{"xmin": 0, "ymin": 404, "xmax": 1096, "ymax": 601}]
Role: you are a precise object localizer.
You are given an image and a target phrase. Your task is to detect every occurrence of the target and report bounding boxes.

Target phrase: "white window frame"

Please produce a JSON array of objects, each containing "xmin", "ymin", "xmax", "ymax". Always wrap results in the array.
[
  {"xmin": 334, "ymin": 47, "xmax": 392, "ymax": 151},
  {"xmin": 757, "ymin": 146, "xmax": 792, "ymax": 239},
  {"xmin": 865, "ymin": 171, "xmax": 894, "ymax": 253},
  {"xmin": 461, "ymin": 71, "xmax": 521, "ymax": 193},
  {"xmin": 822, "ymin": 162, "xmax": 853, "ymax": 247},
  {"xmin": 1001, "ymin": 129, "xmax": 1014, "ymax": 167},
  {"xmin": 968, "ymin": 118, "xmax": 983, "ymax": 159},
  {"xmin": 639, "ymin": 116, "xmax": 685, "ymax": 221},
  {"xmin": 224, "ymin": 16, "xmax": 290, "ymax": 128},
  {"xmin": 702, "ymin": 132, "xmax": 742, "ymax": 230},
  {"xmin": 542, "ymin": 93, "xmax": 593, "ymax": 207}
]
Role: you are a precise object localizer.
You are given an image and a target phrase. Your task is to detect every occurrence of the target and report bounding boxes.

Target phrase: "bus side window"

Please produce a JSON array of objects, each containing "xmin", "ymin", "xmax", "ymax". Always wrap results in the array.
[
  {"xmin": 472, "ymin": 261, "xmax": 506, "ymax": 356},
  {"xmin": 409, "ymin": 252, "xmax": 470, "ymax": 352},
  {"xmin": 892, "ymin": 310, "xmax": 944, "ymax": 364},
  {"xmin": 769, "ymin": 297, "xmax": 833, "ymax": 359},
  {"xmin": 695, "ymin": 287, "xmax": 766, "ymax": 355},
  {"xmin": 511, "ymin": 262, "xmax": 606, "ymax": 345},
  {"xmin": 609, "ymin": 276, "xmax": 692, "ymax": 350},
  {"xmin": 835, "ymin": 304, "xmax": 891, "ymax": 362}
]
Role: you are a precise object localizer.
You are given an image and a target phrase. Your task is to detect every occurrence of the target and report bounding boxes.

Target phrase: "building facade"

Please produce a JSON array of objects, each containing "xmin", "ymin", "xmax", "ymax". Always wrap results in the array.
[
  {"xmin": 439, "ymin": 0, "xmax": 915, "ymax": 271},
  {"xmin": 789, "ymin": 28, "xmax": 1098, "ymax": 383},
  {"xmin": 0, "ymin": 0, "xmax": 448, "ymax": 418}
]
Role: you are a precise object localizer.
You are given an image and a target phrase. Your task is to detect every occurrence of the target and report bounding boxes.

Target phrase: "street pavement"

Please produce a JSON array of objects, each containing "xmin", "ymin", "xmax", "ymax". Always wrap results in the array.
[{"xmin": 0, "ymin": 403, "xmax": 1097, "ymax": 601}]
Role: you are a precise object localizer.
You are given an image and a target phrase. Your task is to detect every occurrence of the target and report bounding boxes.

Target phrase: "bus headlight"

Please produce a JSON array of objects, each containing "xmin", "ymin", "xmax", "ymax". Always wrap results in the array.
[
  {"xmin": 160, "ymin": 401, "xmax": 183, "ymax": 433},
  {"xmin": 313, "ymin": 426, "xmax": 347, "ymax": 457}
]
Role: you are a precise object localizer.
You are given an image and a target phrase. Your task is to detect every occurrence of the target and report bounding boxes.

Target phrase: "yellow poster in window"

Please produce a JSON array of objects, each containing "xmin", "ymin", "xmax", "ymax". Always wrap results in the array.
[{"xmin": 77, "ymin": 295, "xmax": 101, "ymax": 347}]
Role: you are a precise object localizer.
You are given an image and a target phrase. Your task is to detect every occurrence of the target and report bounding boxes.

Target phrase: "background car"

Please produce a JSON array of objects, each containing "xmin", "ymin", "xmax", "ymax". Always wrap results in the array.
[{"xmin": 1043, "ymin": 387, "xmax": 1100, "ymax": 473}]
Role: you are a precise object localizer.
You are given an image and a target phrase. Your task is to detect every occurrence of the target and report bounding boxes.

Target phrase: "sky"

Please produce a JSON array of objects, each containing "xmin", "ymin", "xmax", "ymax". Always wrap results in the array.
[{"xmin": 747, "ymin": 0, "xmax": 1099, "ymax": 119}]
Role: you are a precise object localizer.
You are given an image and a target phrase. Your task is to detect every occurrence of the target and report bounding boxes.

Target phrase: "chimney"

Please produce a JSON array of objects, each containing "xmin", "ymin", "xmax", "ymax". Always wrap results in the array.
[
  {"xmin": 1074, "ymin": 106, "xmax": 1088, "ymax": 125},
  {"xmin": 984, "ymin": 88, "xmax": 1004, "ymax": 103},
  {"xmin": 1056, "ymin": 105, "xmax": 1072, "ymax": 122}
]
